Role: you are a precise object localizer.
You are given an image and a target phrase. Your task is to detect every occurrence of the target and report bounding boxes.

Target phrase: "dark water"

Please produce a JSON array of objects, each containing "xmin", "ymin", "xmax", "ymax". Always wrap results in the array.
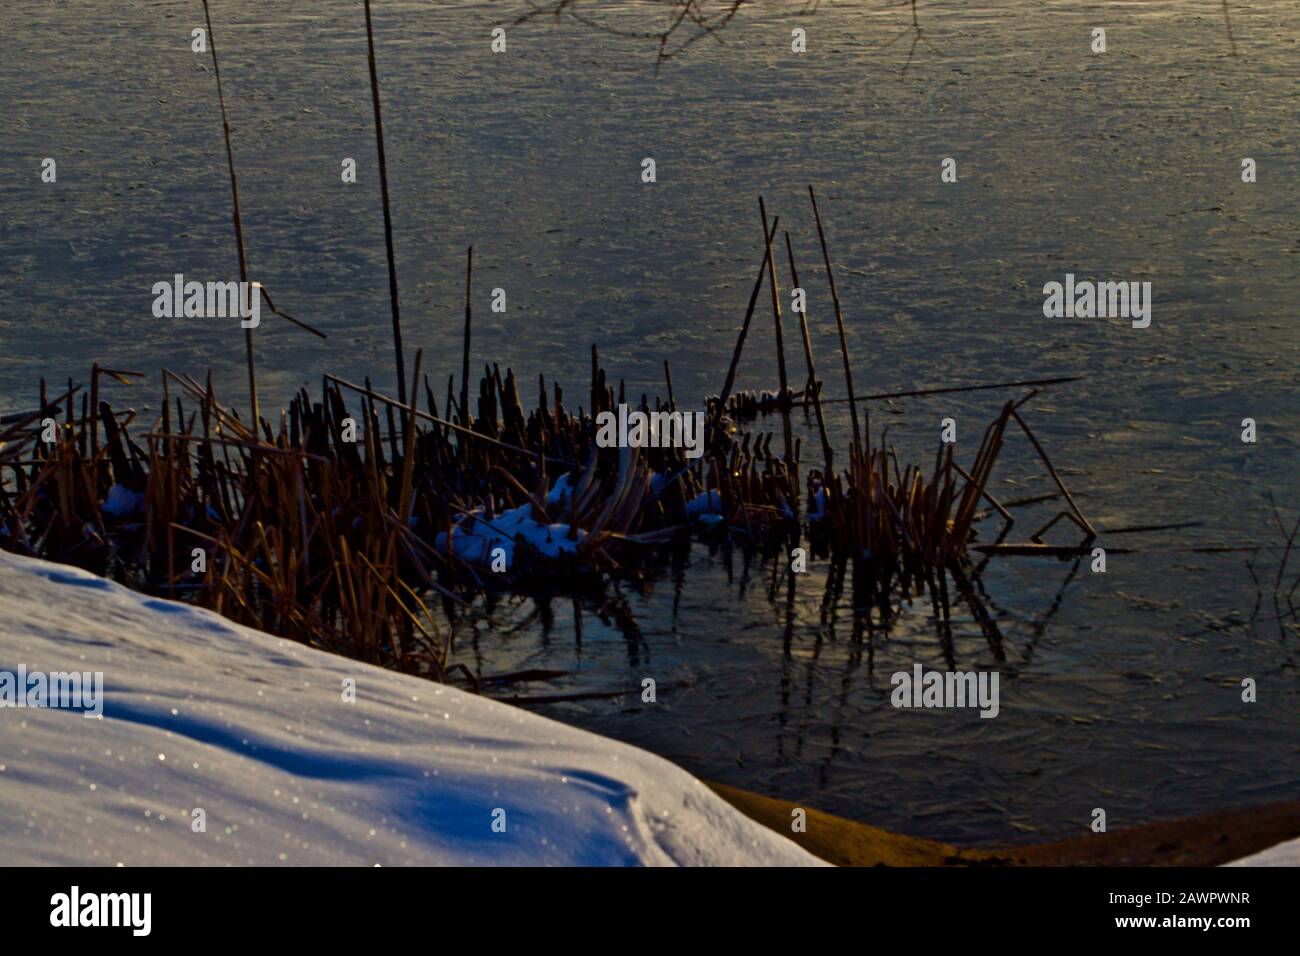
[{"xmin": 1, "ymin": 0, "xmax": 1297, "ymax": 843}]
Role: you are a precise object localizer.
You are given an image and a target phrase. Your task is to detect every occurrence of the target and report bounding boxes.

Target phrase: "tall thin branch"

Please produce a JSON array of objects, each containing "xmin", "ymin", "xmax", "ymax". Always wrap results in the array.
[
  {"xmin": 364, "ymin": 0, "xmax": 409, "ymax": 420},
  {"xmin": 201, "ymin": 1, "xmax": 258, "ymax": 425}
]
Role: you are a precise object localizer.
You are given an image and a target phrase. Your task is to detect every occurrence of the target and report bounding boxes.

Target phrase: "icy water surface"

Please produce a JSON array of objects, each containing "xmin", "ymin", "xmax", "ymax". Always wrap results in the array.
[{"xmin": 1, "ymin": 0, "xmax": 1297, "ymax": 843}]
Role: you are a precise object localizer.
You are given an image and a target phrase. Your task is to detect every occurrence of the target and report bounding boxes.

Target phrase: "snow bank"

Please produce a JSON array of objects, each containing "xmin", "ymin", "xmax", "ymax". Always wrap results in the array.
[{"xmin": 0, "ymin": 551, "xmax": 821, "ymax": 866}]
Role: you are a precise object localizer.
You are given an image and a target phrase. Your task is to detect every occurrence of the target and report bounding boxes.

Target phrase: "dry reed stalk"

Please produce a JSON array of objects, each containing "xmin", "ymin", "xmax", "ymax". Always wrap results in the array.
[
  {"xmin": 808, "ymin": 185, "xmax": 863, "ymax": 456},
  {"xmin": 783, "ymin": 231, "xmax": 832, "ymax": 474},
  {"xmin": 758, "ymin": 197, "xmax": 795, "ymax": 474},
  {"xmin": 1009, "ymin": 407, "xmax": 1096, "ymax": 540},
  {"xmin": 715, "ymin": 217, "xmax": 779, "ymax": 419},
  {"xmin": 200, "ymin": 0, "xmax": 258, "ymax": 425},
  {"xmin": 364, "ymin": 0, "xmax": 408, "ymax": 417},
  {"xmin": 461, "ymin": 247, "xmax": 474, "ymax": 428}
]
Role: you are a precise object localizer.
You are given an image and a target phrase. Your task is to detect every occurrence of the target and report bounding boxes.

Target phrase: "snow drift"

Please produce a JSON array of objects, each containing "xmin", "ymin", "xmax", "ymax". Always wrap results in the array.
[{"xmin": 0, "ymin": 551, "xmax": 820, "ymax": 866}]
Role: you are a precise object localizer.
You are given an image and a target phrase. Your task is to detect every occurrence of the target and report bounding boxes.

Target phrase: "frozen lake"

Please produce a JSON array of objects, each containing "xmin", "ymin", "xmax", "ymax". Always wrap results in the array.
[{"xmin": 1, "ymin": 0, "xmax": 1297, "ymax": 843}]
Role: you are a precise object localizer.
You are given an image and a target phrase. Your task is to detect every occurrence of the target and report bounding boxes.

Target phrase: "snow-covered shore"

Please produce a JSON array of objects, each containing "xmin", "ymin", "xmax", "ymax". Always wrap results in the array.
[{"xmin": 0, "ymin": 551, "xmax": 821, "ymax": 866}]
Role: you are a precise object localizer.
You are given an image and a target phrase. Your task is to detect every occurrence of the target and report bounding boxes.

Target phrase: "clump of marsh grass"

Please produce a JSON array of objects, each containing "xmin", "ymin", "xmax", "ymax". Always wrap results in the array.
[
  {"xmin": 0, "ymin": 4, "xmax": 1118, "ymax": 690},
  {"xmin": 0, "ymin": 179, "xmax": 1105, "ymax": 689},
  {"xmin": 0, "ymin": 327, "xmax": 1088, "ymax": 685}
]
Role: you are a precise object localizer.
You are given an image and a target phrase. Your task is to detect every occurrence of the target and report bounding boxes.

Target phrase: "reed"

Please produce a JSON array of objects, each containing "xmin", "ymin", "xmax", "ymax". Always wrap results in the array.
[
  {"xmin": 200, "ymin": 0, "xmax": 258, "ymax": 425},
  {"xmin": 364, "ymin": 0, "xmax": 409, "ymax": 415}
]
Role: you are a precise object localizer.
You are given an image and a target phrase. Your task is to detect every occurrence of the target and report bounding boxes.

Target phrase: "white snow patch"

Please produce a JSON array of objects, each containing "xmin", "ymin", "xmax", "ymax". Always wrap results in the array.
[
  {"xmin": 545, "ymin": 473, "xmax": 575, "ymax": 507},
  {"xmin": 0, "ymin": 550, "xmax": 821, "ymax": 866},
  {"xmin": 1225, "ymin": 837, "xmax": 1300, "ymax": 867},
  {"xmin": 434, "ymin": 503, "xmax": 587, "ymax": 567},
  {"xmin": 100, "ymin": 483, "xmax": 145, "ymax": 518},
  {"xmin": 685, "ymin": 490, "xmax": 722, "ymax": 518}
]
